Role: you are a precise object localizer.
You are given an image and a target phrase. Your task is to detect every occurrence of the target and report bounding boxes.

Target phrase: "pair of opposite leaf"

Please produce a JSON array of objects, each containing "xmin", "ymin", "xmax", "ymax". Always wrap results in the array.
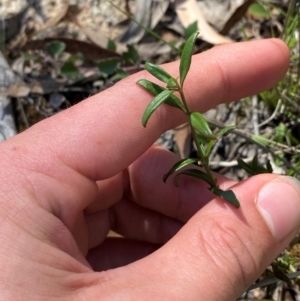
[
  {"xmin": 136, "ymin": 32, "xmax": 240, "ymax": 208},
  {"xmin": 137, "ymin": 32, "xmax": 273, "ymax": 209}
]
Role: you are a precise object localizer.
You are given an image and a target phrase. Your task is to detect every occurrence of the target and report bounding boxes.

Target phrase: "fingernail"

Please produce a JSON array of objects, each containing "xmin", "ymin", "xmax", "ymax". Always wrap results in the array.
[{"xmin": 256, "ymin": 176, "xmax": 300, "ymax": 241}]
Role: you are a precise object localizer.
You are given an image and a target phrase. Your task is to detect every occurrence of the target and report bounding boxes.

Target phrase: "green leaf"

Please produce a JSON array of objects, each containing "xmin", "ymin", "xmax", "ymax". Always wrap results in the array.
[
  {"xmin": 250, "ymin": 155, "xmax": 273, "ymax": 175},
  {"xmin": 110, "ymin": 69, "xmax": 128, "ymax": 81},
  {"xmin": 238, "ymin": 157, "xmax": 273, "ymax": 176},
  {"xmin": 137, "ymin": 79, "xmax": 164, "ymax": 96},
  {"xmin": 248, "ymin": 3, "xmax": 269, "ymax": 18},
  {"xmin": 179, "ymin": 32, "xmax": 198, "ymax": 86},
  {"xmin": 97, "ymin": 58, "xmax": 120, "ymax": 78},
  {"xmin": 214, "ymin": 126, "xmax": 236, "ymax": 139},
  {"xmin": 167, "ymin": 78, "xmax": 178, "ymax": 90},
  {"xmin": 189, "ymin": 112, "xmax": 215, "ymax": 141},
  {"xmin": 174, "ymin": 168, "xmax": 215, "ymax": 187},
  {"xmin": 184, "ymin": 21, "xmax": 198, "ymax": 39},
  {"xmin": 206, "ymin": 142, "xmax": 214, "ymax": 157},
  {"xmin": 107, "ymin": 39, "xmax": 116, "ymax": 51},
  {"xmin": 206, "ymin": 125, "xmax": 236, "ymax": 156},
  {"xmin": 123, "ymin": 45, "xmax": 139, "ymax": 64},
  {"xmin": 199, "ymin": 144, "xmax": 207, "ymax": 162},
  {"xmin": 128, "ymin": 45, "xmax": 139, "ymax": 63},
  {"xmin": 271, "ymin": 263, "xmax": 291, "ymax": 285},
  {"xmin": 60, "ymin": 61, "xmax": 81, "ymax": 78},
  {"xmin": 237, "ymin": 159, "xmax": 255, "ymax": 175},
  {"xmin": 144, "ymin": 62, "xmax": 174, "ymax": 84},
  {"xmin": 137, "ymin": 79, "xmax": 184, "ymax": 111},
  {"xmin": 163, "ymin": 158, "xmax": 198, "ymax": 182},
  {"xmin": 142, "ymin": 90, "xmax": 174, "ymax": 127},
  {"xmin": 46, "ymin": 41, "xmax": 66, "ymax": 60},
  {"xmin": 210, "ymin": 188, "xmax": 240, "ymax": 208},
  {"xmin": 251, "ymin": 135, "xmax": 269, "ymax": 146}
]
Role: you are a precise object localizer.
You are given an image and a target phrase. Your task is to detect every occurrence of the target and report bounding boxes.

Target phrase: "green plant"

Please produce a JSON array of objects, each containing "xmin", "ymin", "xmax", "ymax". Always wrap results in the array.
[
  {"xmin": 45, "ymin": 41, "xmax": 81, "ymax": 78},
  {"xmin": 137, "ymin": 32, "xmax": 240, "ymax": 208},
  {"xmin": 238, "ymin": 155, "xmax": 273, "ymax": 176}
]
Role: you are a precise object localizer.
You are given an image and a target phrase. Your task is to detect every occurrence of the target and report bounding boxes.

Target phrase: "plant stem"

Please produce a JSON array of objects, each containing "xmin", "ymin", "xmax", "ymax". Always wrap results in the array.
[
  {"xmin": 191, "ymin": 126, "xmax": 217, "ymax": 188},
  {"xmin": 105, "ymin": 0, "xmax": 179, "ymax": 53},
  {"xmin": 178, "ymin": 88, "xmax": 190, "ymax": 115},
  {"xmin": 179, "ymin": 89, "xmax": 217, "ymax": 188}
]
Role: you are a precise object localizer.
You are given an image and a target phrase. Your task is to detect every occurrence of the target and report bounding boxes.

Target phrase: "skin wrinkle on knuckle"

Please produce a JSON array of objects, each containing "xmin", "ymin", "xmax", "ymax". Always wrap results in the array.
[{"xmin": 196, "ymin": 217, "xmax": 256, "ymax": 290}]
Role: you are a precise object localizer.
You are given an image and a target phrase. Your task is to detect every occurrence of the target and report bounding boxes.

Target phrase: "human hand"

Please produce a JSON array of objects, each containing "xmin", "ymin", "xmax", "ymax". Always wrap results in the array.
[{"xmin": 0, "ymin": 39, "xmax": 296, "ymax": 301}]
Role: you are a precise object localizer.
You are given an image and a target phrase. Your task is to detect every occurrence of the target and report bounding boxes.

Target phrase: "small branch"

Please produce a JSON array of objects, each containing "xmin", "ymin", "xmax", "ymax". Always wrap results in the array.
[
  {"xmin": 281, "ymin": 89, "xmax": 300, "ymax": 113},
  {"xmin": 179, "ymin": 90, "xmax": 217, "ymax": 187},
  {"xmin": 258, "ymin": 98, "xmax": 282, "ymax": 128}
]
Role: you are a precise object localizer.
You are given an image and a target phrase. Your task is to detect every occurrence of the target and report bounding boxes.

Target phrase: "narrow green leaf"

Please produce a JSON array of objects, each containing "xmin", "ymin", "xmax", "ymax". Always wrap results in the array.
[
  {"xmin": 199, "ymin": 144, "xmax": 207, "ymax": 161},
  {"xmin": 184, "ymin": 21, "xmax": 198, "ymax": 39},
  {"xmin": 123, "ymin": 45, "xmax": 139, "ymax": 64},
  {"xmin": 251, "ymin": 155, "xmax": 271, "ymax": 174},
  {"xmin": 127, "ymin": 45, "xmax": 139, "ymax": 63},
  {"xmin": 60, "ymin": 61, "xmax": 81, "ymax": 78},
  {"xmin": 237, "ymin": 159, "xmax": 255, "ymax": 175},
  {"xmin": 206, "ymin": 140, "xmax": 215, "ymax": 157},
  {"xmin": 206, "ymin": 125, "xmax": 236, "ymax": 156},
  {"xmin": 137, "ymin": 79, "xmax": 184, "ymax": 111},
  {"xmin": 251, "ymin": 135, "xmax": 269, "ymax": 146},
  {"xmin": 174, "ymin": 168, "xmax": 215, "ymax": 187},
  {"xmin": 189, "ymin": 112, "xmax": 215, "ymax": 140},
  {"xmin": 145, "ymin": 62, "xmax": 174, "ymax": 84},
  {"xmin": 238, "ymin": 157, "xmax": 272, "ymax": 176},
  {"xmin": 179, "ymin": 32, "xmax": 198, "ymax": 86},
  {"xmin": 271, "ymin": 263, "xmax": 291, "ymax": 285},
  {"xmin": 214, "ymin": 126, "xmax": 236, "ymax": 139},
  {"xmin": 163, "ymin": 158, "xmax": 198, "ymax": 183},
  {"xmin": 210, "ymin": 188, "xmax": 240, "ymax": 208},
  {"xmin": 142, "ymin": 90, "xmax": 173, "ymax": 127},
  {"xmin": 137, "ymin": 79, "xmax": 163, "ymax": 96},
  {"xmin": 46, "ymin": 41, "xmax": 66, "ymax": 60}
]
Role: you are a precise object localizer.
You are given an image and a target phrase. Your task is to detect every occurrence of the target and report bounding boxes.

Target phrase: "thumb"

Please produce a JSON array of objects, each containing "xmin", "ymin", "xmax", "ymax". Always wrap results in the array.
[{"xmin": 87, "ymin": 175, "xmax": 300, "ymax": 301}]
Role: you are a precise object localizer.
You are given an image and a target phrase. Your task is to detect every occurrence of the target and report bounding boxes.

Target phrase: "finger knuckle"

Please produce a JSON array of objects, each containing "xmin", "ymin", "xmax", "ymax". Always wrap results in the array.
[{"xmin": 199, "ymin": 217, "xmax": 259, "ymax": 289}]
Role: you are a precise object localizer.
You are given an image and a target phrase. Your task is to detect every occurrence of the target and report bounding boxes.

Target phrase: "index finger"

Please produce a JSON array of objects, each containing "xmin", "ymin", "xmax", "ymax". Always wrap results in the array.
[{"xmin": 8, "ymin": 39, "xmax": 288, "ymax": 181}]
